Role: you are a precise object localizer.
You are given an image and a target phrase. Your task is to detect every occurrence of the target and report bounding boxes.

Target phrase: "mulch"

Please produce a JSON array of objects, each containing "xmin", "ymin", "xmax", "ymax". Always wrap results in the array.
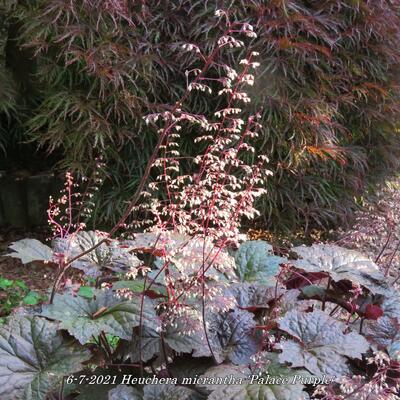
[
  {"xmin": 0, "ymin": 228, "xmax": 84, "ymax": 300},
  {"xmin": 0, "ymin": 228, "xmax": 58, "ymax": 294}
]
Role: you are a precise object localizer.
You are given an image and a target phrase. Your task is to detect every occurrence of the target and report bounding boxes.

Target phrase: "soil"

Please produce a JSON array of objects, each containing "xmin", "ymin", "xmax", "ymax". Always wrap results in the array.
[
  {"xmin": 0, "ymin": 228, "xmax": 83, "ymax": 299},
  {"xmin": 0, "ymin": 228, "xmax": 58, "ymax": 293}
]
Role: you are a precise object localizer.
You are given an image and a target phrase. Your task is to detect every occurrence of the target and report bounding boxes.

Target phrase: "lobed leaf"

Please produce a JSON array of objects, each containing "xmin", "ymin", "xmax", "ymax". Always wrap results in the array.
[
  {"xmin": 226, "ymin": 282, "xmax": 280, "ymax": 310},
  {"xmin": 5, "ymin": 239, "xmax": 53, "ymax": 264},
  {"xmin": 292, "ymin": 244, "xmax": 389, "ymax": 294},
  {"xmin": 234, "ymin": 240, "xmax": 285, "ymax": 285},
  {"xmin": 54, "ymin": 231, "xmax": 140, "ymax": 278},
  {"xmin": 128, "ymin": 317, "xmax": 208, "ymax": 362},
  {"xmin": 41, "ymin": 289, "xmax": 157, "ymax": 344},
  {"xmin": 278, "ymin": 309, "xmax": 369, "ymax": 376},
  {"xmin": 364, "ymin": 316, "xmax": 400, "ymax": 361},
  {"xmin": 381, "ymin": 290, "xmax": 400, "ymax": 321},
  {"xmin": 0, "ymin": 316, "xmax": 90, "ymax": 400},
  {"xmin": 195, "ymin": 308, "xmax": 261, "ymax": 364},
  {"xmin": 199, "ymin": 356, "xmax": 310, "ymax": 400}
]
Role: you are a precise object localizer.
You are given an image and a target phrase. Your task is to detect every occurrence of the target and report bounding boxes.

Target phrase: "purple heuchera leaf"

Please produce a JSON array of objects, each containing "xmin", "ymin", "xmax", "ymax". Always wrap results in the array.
[
  {"xmin": 381, "ymin": 289, "xmax": 400, "ymax": 321},
  {"xmin": 225, "ymin": 282, "xmax": 281, "ymax": 310},
  {"xmin": 196, "ymin": 308, "xmax": 261, "ymax": 364},
  {"xmin": 292, "ymin": 244, "xmax": 389, "ymax": 295},
  {"xmin": 41, "ymin": 289, "xmax": 157, "ymax": 344},
  {"xmin": 198, "ymin": 356, "xmax": 310, "ymax": 400},
  {"xmin": 278, "ymin": 310, "xmax": 369, "ymax": 376},
  {"xmin": 364, "ymin": 316, "xmax": 400, "ymax": 361},
  {"xmin": 53, "ymin": 231, "xmax": 140, "ymax": 278},
  {"xmin": 127, "ymin": 316, "xmax": 209, "ymax": 362},
  {"xmin": 0, "ymin": 316, "xmax": 90, "ymax": 400},
  {"xmin": 6, "ymin": 239, "xmax": 53, "ymax": 264}
]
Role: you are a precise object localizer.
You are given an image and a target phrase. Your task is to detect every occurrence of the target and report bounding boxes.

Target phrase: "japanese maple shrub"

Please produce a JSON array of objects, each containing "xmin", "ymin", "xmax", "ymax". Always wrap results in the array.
[{"xmin": 10, "ymin": 0, "xmax": 400, "ymax": 230}]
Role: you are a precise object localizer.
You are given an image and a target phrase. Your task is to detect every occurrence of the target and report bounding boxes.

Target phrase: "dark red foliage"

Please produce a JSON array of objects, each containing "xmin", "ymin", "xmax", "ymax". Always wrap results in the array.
[
  {"xmin": 364, "ymin": 304, "xmax": 384, "ymax": 320},
  {"xmin": 10, "ymin": 0, "xmax": 400, "ymax": 230},
  {"xmin": 286, "ymin": 271, "xmax": 327, "ymax": 289}
]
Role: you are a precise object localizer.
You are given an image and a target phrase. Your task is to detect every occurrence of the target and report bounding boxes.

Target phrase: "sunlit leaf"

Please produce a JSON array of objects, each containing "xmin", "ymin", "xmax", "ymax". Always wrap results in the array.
[
  {"xmin": 381, "ymin": 290, "xmax": 400, "ymax": 321},
  {"xmin": 41, "ymin": 289, "xmax": 157, "ymax": 344},
  {"xmin": 292, "ymin": 244, "xmax": 388, "ymax": 294},
  {"xmin": 226, "ymin": 282, "xmax": 279, "ymax": 310},
  {"xmin": 278, "ymin": 310, "xmax": 369, "ymax": 376},
  {"xmin": 234, "ymin": 240, "xmax": 285, "ymax": 284},
  {"xmin": 54, "ymin": 231, "xmax": 140, "ymax": 278},
  {"xmin": 364, "ymin": 316, "xmax": 400, "ymax": 361}
]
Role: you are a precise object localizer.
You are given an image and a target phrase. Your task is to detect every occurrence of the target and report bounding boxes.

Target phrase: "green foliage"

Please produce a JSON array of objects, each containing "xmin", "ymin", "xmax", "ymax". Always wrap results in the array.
[
  {"xmin": 77, "ymin": 285, "xmax": 94, "ymax": 299},
  {"xmin": 234, "ymin": 240, "xmax": 285, "ymax": 284},
  {"xmin": 0, "ymin": 276, "xmax": 45, "ymax": 315},
  {"xmin": 3, "ymin": 0, "xmax": 399, "ymax": 230}
]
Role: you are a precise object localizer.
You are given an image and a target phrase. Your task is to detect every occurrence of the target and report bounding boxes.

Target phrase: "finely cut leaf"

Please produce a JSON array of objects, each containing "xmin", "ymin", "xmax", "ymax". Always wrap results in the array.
[
  {"xmin": 278, "ymin": 310, "xmax": 369, "ymax": 376},
  {"xmin": 5, "ymin": 239, "xmax": 53, "ymax": 264},
  {"xmin": 0, "ymin": 316, "xmax": 90, "ymax": 400},
  {"xmin": 234, "ymin": 240, "xmax": 284, "ymax": 284},
  {"xmin": 292, "ymin": 244, "xmax": 389, "ymax": 294},
  {"xmin": 41, "ymin": 289, "xmax": 157, "ymax": 344}
]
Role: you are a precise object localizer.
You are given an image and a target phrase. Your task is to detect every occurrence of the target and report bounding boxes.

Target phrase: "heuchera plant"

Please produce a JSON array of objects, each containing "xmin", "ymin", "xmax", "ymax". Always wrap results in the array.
[{"xmin": 1, "ymin": 10, "xmax": 400, "ymax": 400}]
